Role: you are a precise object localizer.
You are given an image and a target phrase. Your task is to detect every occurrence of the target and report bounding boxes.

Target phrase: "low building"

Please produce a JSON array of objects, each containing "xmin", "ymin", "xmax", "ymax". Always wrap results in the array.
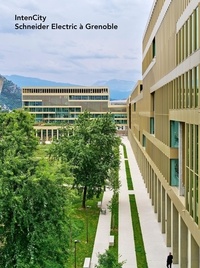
[{"xmin": 22, "ymin": 86, "xmax": 127, "ymax": 141}]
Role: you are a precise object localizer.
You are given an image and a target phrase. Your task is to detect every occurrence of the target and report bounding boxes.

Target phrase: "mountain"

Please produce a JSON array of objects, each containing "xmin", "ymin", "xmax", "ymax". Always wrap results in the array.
[
  {"xmin": 1, "ymin": 75, "xmax": 135, "ymax": 110},
  {"xmin": 93, "ymin": 79, "xmax": 135, "ymax": 100},
  {"xmin": 4, "ymin": 75, "xmax": 77, "ymax": 88},
  {"xmin": 5, "ymin": 75, "xmax": 135, "ymax": 99},
  {"xmin": 0, "ymin": 75, "xmax": 21, "ymax": 110}
]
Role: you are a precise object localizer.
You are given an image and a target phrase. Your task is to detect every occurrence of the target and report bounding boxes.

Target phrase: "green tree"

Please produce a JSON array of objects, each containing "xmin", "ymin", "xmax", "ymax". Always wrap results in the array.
[
  {"xmin": 0, "ymin": 159, "xmax": 73, "ymax": 268},
  {"xmin": 0, "ymin": 110, "xmax": 74, "ymax": 267},
  {"xmin": 0, "ymin": 109, "xmax": 38, "ymax": 162},
  {"xmin": 107, "ymin": 145, "xmax": 120, "ymax": 230},
  {"xmin": 50, "ymin": 111, "xmax": 121, "ymax": 208},
  {"xmin": 95, "ymin": 249, "xmax": 125, "ymax": 268}
]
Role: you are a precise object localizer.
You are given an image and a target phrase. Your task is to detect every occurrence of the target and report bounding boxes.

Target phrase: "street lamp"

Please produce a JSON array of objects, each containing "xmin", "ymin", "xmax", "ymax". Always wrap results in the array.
[
  {"xmin": 74, "ymin": 239, "xmax": 80, "ymax": 268},
  {"xmin": 85, "ymin": 205, "xmax": 91, "ymax": 243}
]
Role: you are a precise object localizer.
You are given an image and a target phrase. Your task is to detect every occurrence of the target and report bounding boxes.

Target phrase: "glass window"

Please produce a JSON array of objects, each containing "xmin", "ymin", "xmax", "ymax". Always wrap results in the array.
[
  {"xmin": 142, "ymin": 135, "xmax": 146, "ymax": 147},
  {"xmin": 170, "ymin": 121, "xmax": 179, "ymax": 148},
  {"xmin": 170, "ymin": 159, "xmax": 179, "ymax": 186},
  {"xmin": 152, "ymin": 37, "xmax": 156, "ymax": 58},
  {"xmin": 150, "ymin": 117, "xmax": 154, "ymax": 134}
]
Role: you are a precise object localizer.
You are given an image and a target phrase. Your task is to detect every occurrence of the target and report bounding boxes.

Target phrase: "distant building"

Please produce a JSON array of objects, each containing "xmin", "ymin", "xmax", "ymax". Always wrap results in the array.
[
  {"xmin": 22, "ymin": 86, "xmax": 127, "ymax": 141},
  {"xmin": 128, "ymin": 0, "xmax": 200, "ymax": 267}
]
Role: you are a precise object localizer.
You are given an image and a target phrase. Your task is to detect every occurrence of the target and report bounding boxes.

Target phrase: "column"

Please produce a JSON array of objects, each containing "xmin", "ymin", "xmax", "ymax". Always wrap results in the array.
[
  {"xmin": 41, "ymin": 129, "xmax": 43, "ymax": 141},
  {"xmin": 157, "ymin": 180, "xmax": 161, "ymax": 222},
  {"xmin": 190, "ymin": 234, "xmax": 199, "ymax": 268},
  {"xmin": 151, "ymin": 172, "xmax": 154, "ymax": 206},
  {"xmin": 179, "ymin": 217, "xmax": 188, "ymax": 268},
  {"xmin": 166, "ymin": 194, "xmax": 171, "ymax": 247},
  {"xmin": 149, "ymin": 169, "xmax": 152, "ymax": 199},
  {"xmin": 154, "ymin": 175, "xmax": 158, "ymax": 213},
  {"xmin": 179, "ymin": 122, "xmax": 185, "ymax": 196},
  {"xmin": 161, "ymin": 186, "xmax": 165, "ymax": 233},
  {"xmin": 172, "ymin": 205, "xmax": 179, "ymax": 264}
]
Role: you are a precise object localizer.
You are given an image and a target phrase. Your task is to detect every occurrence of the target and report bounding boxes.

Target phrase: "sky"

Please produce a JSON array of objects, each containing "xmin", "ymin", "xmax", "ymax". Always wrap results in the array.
[{"xmin": 0, "ymin": 0, "xmax": 154, "ymax": 85}]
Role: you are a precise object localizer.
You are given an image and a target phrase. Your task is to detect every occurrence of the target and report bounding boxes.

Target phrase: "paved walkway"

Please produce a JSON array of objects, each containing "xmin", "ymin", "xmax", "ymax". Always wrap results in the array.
[
  {"xmin": 91, "ymin": 136, "xmax": 179, "ymax": 268},
  {"xmin": 90, "ymin": 189, "xmax": 113, "ymax": 268}
]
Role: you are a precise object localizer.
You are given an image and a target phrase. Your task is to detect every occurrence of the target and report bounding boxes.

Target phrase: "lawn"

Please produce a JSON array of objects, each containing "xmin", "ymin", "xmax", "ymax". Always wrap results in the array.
[
  {"xmin": 125, "ymin": 159, "xmax": 134, "ymax": 190},
  {"xmin": 129, "ymin": 194, "xmax": 148, "ymax": 268},
  {"xmin": 66, "ymin": 197, "xmax": 100, "ymax": 268},
  {"xmin": 122, "ymin": 143, "xmax": 128, "ymax": 159}
]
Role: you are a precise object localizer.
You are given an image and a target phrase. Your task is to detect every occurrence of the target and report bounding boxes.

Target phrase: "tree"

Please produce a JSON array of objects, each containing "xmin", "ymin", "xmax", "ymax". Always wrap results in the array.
[
  {"xmin": 50, "ymin": 111, "xmax": 121, "ymax": 208},
  {"xmin": 95, "ymin": 249, "xmax": 125, "ymax": 268},
  {"xmin": 0, "ymin": 159, "xmax": 73, "ymax": 268},
  {"xmin": 0, "ymin": 110, "xmax": 74, "ymax": 267},
  {"xmin": 0, "ymin": 109, "xmax": 38, "ymax": 163}
]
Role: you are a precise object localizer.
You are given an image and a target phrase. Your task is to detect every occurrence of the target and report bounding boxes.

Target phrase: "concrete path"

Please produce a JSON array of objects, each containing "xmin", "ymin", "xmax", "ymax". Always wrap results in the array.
[
  {"xmin": 118, "ymin": 144, "xmax": 136, "ymax": 267},
  {"xmin": 91, "ymin": 136, "xmax": 179, "ymax": 268},
  {"xmin": 90, "ymin": 189, "xmax": 113, "ymax": 268}
]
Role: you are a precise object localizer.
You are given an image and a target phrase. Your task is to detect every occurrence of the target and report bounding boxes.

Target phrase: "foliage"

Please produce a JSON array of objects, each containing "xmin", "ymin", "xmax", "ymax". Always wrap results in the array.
[
  {"xmin": 129, "ymin": 194, "xmax": 148, "ymax": 268},
  {"xmin": 95, "ymin": 249, "xmax": 125, "ymax": 268},
  {"xmin": 0, "ymin": 110, "xmax": 74, "ymax": 267},
  {"xmin": 49, "ymin": 111, "xmax": 121, "ymax": 207},
  {"xmin": 108, "ymin": 146, "xmax": 120, "ymax": 232},
  {"xmin": 125, "ymin": 160, "xmax": 134, "ymax": 190},
  {"xmin": 0, "ymin": 159, "xmax": 73, "ymax": 268},
  {"xmin": 0, "ymin": 109, "xmax": 38, "ymax": 161}
]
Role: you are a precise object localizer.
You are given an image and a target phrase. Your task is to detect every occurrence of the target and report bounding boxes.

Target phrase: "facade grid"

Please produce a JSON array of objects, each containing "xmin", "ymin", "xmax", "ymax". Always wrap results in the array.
[{"xmin": 128, "ymin": 0, "xmax": 200, "ymax": 267}]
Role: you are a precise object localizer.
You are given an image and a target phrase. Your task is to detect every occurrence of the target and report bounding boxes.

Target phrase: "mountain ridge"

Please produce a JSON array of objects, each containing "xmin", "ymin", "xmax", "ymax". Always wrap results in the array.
[{"xmin": 1, "ymin": 75, "xmax": 135, "ymax": 110}]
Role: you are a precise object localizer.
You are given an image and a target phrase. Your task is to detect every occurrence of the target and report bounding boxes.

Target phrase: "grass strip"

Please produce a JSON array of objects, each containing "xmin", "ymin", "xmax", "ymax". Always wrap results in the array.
[
  {"xmin": 125, "ymin": 159, "xmax": 134, "ymax": 190},
  {"xmin": 129, "ymin": 194, "xmax": 148, "ymax": 268},
  {"xmin": 122, "ymin": 143, "xmax": 128, "ymax": 159},
  {"xmin": 110, "ymin": 193, "xmax": 119, "ymax": 258}
]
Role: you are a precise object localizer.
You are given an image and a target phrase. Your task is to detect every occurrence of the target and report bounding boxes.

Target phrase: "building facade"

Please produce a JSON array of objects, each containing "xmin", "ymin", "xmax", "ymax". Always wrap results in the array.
[
  {"xmin": 22, "ymin": 86, "xmax": 127, "ymax": 141},
  {"xmin": 128, "ymin": 0, "xmax": 200, "ymax": 267}
]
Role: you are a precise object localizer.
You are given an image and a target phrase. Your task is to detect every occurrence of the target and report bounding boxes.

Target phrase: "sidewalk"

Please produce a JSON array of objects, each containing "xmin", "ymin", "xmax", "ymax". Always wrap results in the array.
[
  {"xmin": 121, "ymin": 136, "xmax": 179, "ymax": 268},
  {"xmin": 91, "ymin": 136, "xmax": 179, "ymax": 268},
  {"xmin": 118, "ymin": 143, "xmax": 136, "ymax": 267},
  {"xmin": 90, "ymin": 189, "xmax": 113, "ymax": 268}
]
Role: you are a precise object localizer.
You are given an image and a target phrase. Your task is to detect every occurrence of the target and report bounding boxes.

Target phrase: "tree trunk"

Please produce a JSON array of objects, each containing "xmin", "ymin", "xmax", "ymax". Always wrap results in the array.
[{"xmin": 82, "ymin": 185, "xmax": 87, "ymax": 208}]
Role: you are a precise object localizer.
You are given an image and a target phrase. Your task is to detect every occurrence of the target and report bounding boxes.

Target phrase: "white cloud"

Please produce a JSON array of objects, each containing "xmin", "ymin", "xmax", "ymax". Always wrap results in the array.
[{"xmin": 0, "ymin": 0, "xmax": 154, "ymax": 84}]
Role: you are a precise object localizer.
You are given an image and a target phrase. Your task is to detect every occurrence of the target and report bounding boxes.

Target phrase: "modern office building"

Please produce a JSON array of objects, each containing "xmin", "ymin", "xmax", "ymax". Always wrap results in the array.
[
  {"xmin": 128, "ymin": 0, "xmax": 200, "ymax": 267},
  {"xmin": 22, "ymin": 86, "xmax": 127, "ymax": 141}
]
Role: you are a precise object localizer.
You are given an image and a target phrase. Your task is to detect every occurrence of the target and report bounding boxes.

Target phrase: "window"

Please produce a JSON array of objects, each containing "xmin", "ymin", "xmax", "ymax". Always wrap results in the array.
[
  {"xmin": 129, "ymin": 103, "xmax": 131, "ymax": 129},
  {"xmin": 170, "ymin": 121, "xmax": 179, "ymax": 148},
  {"xmin": 142, "ymin": 135, "xmax": 146, "ymax": 148},
  {"xmin": 152, "ymin": 37, "xmax": 156, "ymax": 58},
  {"xmin": 170, "ymin": 159, "xmax": 179, "ymax": 186},
  {"xmin": 150, "ymin": 118, "xmax": 154, "ymax": 134}
]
